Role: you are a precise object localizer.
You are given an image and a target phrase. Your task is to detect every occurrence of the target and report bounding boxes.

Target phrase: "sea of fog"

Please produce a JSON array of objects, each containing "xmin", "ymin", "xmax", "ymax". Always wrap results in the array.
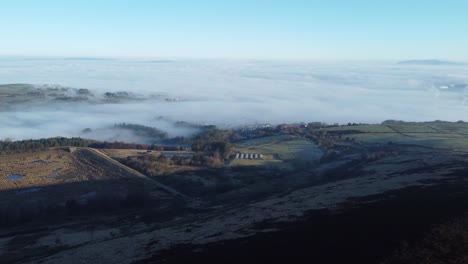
[{"xmin": 1, "ymin": 57, "xmax": 468, "ymax": 141}]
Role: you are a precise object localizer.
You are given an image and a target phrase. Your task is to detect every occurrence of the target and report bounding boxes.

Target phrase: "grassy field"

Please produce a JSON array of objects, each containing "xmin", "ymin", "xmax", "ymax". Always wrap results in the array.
[
  {"xmin": 0, "ymin": 149, "xmax": 75, "ymax": 191},
  {"xmin": 101, "ymin": 149, "xmax": 151, "ymax": 159},
  {"xmin": 0, "ymin": 148, "xmax": 172, "ymax": 207},
  {"xmin": 230, "ymin": 158, "xmax": 284, "ymax": 167},
  {"xmin": 321, "ymin": 124, "xmax": 395, "ymax": 133},
  {"xmin": 232, "ymin": 136, "xmax": 323, "ymax": 166},
  {"xmin": 318, "ymin": 121, "xmax": 468, "ymax": 151}
]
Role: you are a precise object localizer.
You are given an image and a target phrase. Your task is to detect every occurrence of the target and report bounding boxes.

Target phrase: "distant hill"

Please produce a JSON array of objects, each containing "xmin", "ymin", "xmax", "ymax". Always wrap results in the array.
[
  {"xmin": 398, "ymin": 59, "xmax": 464, "ymax": 65},
  {"xmin": 63, "ymin": 57, "xmax": 116, "ymax": 61}
]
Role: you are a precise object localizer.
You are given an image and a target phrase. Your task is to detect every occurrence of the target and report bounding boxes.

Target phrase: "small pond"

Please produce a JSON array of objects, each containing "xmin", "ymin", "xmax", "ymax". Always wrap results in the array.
[{"xmin": 8, "ymin": 174, "xmax": 25, "ymax": 180}]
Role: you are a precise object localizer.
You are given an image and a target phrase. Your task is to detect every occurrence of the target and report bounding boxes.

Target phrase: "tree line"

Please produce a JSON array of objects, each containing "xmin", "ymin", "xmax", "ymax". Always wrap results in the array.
[
  {"xmin": 0, "ymin": 137, "xmax": 90, "ymax": 153},
  {"xmin": 0, "ymin": 137, "xmax": 185, "ymax": 154}
]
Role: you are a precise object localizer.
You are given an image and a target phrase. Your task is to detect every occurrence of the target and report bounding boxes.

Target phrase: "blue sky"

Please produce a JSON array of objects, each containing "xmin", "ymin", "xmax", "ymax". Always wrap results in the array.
[{"xmin": 1, "ymin": 0, "xmax": 467, "ymax": 60}]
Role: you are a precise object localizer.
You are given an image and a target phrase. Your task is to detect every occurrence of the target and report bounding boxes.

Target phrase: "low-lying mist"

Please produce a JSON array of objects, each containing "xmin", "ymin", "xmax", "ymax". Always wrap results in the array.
[{"xmin": 1, "ymin": 57, "xmax": 468, "ymax": 142}]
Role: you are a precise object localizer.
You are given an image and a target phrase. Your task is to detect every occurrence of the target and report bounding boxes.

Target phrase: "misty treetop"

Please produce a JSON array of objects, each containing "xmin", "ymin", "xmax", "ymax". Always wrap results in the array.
[{"xmin": 114, "ymin": 123, "xmax": 169, "ymax": 140}]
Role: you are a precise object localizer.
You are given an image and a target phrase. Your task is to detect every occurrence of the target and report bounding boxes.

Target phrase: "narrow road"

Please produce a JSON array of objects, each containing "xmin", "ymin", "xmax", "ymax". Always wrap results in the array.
[{"xmin": 85, "ymin": 148, "xmax": 191, "ymax": 199}]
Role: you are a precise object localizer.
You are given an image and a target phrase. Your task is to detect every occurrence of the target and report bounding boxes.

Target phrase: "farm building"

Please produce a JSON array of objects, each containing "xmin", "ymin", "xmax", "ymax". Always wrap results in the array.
[{"xmin": 234, "ymin": 153, "xmax": 264, "ymax": 160}]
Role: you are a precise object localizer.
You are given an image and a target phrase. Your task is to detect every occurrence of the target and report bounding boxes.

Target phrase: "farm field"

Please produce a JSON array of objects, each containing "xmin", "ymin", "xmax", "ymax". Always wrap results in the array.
[
  {"xmin": 232, "ymin": 136, "xmax": 323, "ymax": 166},
  {"xmin": 318, "ymin": 121, "xmax": 468, "ymax": 151},
  {"xmin": 230, "ymin": 158, "xmax": 284, "ymax": 167}
]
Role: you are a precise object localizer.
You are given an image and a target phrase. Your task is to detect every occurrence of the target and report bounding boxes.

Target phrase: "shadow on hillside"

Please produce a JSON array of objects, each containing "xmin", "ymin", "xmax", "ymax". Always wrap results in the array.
[
  {"xmin": 141, "ymin": 179, "xmax": 468, "ymax": 264},
  {"xmin": 3, "ymin": 149, "xmax": 468, "ymax": 263},
  {"xmin": 0, "ymin": 177, "xmax": 188, "ymax": 228}
]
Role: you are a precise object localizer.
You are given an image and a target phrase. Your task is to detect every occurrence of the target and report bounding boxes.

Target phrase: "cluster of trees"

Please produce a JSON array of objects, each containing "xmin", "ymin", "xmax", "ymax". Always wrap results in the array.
[
  {"xmin": 114, "ymin": 123, "xmax": 168, "ymax": 140},
  {"xmin": 123, "ymin": 152, "xmax": 224, "ymax": 176},
  {"xmin": 190, "ymin": 127, "xmax": 233, "ymax": 159},
  {"xmin": 191, "ymin": 141, "xmax": 232, "ymax": 159},
  {"xmin": 0, "ymin": 137, "xmax": 91, "ymax": 153},
  {"xmin": 0, "ymin": 137, "xmax": 186, "ymax": 154},
  {"xmin": 104, "ymin": 91, "xmax": 132, "ymax": 98},
  {"xmin": 194, "ymin": 126, "xmax": 232, "ymax": 142},
  {"xmin": 124, "ymin": 155, "xmax": 180, "ymax": 175},
  {"xmin": 88, "ymin": 141, "xmax": 183, "ymax": 151}
]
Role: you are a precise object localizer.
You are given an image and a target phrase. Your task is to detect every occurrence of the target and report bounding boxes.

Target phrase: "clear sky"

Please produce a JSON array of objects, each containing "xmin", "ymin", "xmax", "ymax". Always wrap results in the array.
[{"xmin": 1, "ymin": 0, "xmax": 467, "ymax": 60}]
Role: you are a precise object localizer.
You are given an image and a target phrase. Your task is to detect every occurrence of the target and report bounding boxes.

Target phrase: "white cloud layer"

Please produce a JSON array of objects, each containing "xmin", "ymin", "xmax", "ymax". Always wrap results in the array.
[{"xmin": 1, "ymin": 58, "xmax": 468, "ymax": 141}]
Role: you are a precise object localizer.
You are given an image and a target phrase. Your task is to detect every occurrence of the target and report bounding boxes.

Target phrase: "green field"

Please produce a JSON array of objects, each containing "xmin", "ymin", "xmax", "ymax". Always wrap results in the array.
[
  {"xmin": 321, "ymin": 124, "xmax": 395, "ymax": 133},
  {"xmin": 232, "ymin": 136, "xmax": 323, "ymax": 166},
  {"xmin": 230, "ymin": 158, "xmax": 284, "ymax": 167},
  {"xmin": 318, "ymin": 121, "xmax": 468, "ymax": 152}
]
